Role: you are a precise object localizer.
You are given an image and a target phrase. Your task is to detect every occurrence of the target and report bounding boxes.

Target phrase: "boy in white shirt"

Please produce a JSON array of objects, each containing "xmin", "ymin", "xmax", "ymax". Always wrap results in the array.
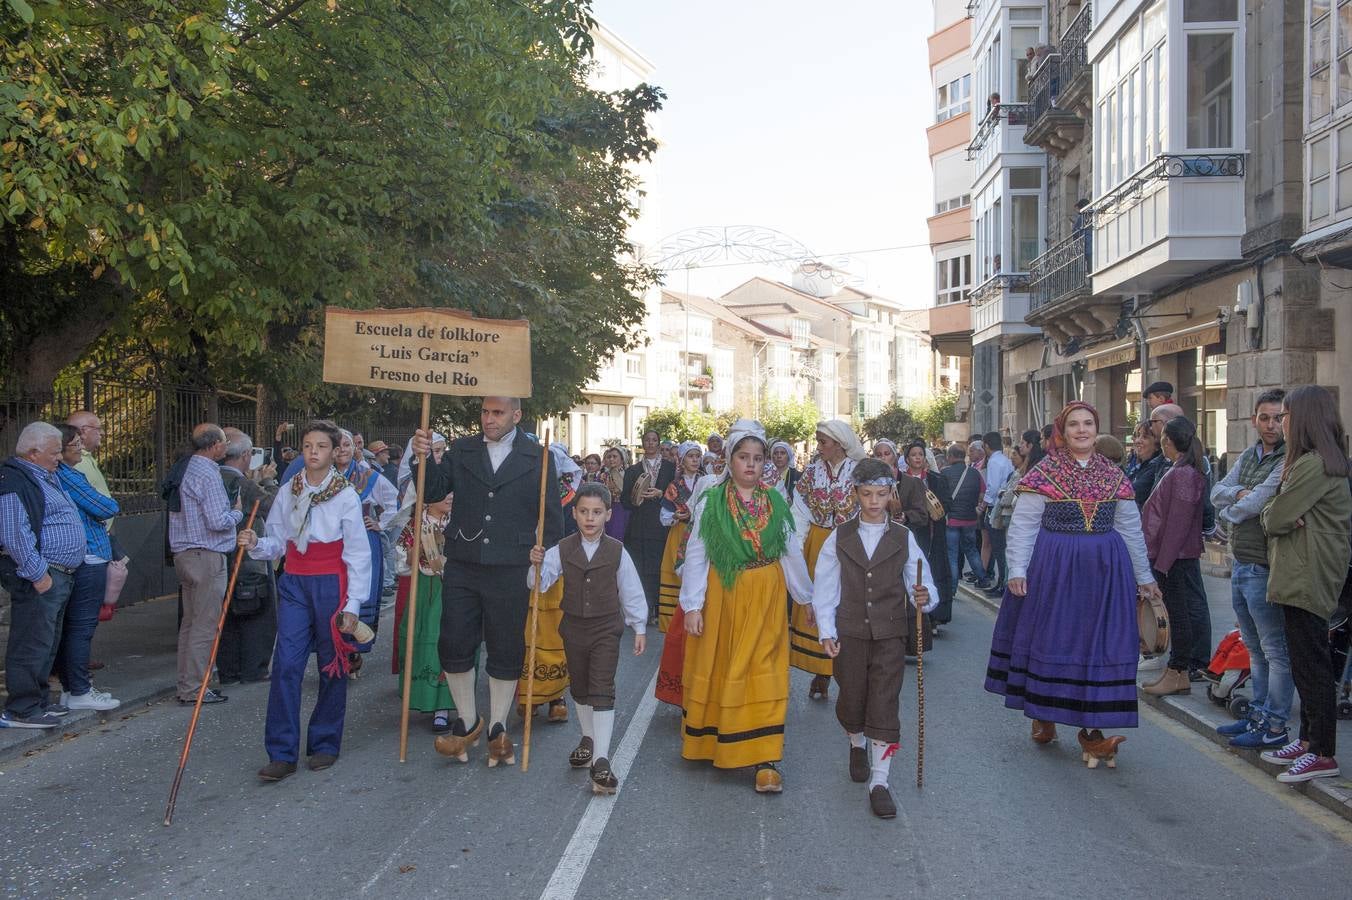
[
  {"xmin": 239, "ymin": 421, "xmax": 371, "ymax": 782},
  {"xmin": 811, "ymin": 458, "xmax": 937, "ymax": 818},
  {"xmin": 529, "ymin": 482, "xmax": 647, "ymax": 793}
]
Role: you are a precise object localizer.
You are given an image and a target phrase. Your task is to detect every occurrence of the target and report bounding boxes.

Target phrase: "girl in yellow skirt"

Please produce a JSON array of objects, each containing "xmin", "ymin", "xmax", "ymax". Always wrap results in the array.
[
  {"xmin": 789, "ymin": 420, "xmax": 867, "ymax": 700},
  {"xmin": 681, "ymin": 419, "xmax": 813, "ymax": 793},
  {"xmin": 657, "ymin": 440, "xmax": 707, "ymax": 632},
  {"xmin": 518, "ymin": 445, "xmax": 578, "ymax": 722}
]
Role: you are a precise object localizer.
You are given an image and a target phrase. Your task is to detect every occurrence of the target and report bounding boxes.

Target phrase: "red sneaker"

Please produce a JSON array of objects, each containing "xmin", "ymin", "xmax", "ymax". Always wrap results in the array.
[{"xmin": 1276, "ymin": 754, "xmax": 1340, "ymax": 783}]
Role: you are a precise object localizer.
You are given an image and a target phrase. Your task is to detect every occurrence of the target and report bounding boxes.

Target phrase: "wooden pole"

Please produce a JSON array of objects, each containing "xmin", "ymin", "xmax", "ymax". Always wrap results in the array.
[
  {"xmin": 398, "ymin": 393, "xmax": 432, "ymax": 762},
  {"xmin": 164, "ymin": 500, "xmax": 261, "ymax": 826},
  {"xmin": 520, "ymin": 426, "xmax": 552, "ymax": 773},
  {"xmin": 914, "ymin": 557, "xmax": 925, "ymax": 790}
]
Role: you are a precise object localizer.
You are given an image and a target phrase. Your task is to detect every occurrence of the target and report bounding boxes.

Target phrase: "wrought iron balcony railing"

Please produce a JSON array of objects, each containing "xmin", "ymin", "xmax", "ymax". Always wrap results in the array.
[
  {"xmin": 1029, "ymin": 229, "xmax": 1091, "ymax": 311},
  {"xmin": 965, "ymin": 103, "xmax": 1030, "ymax": 160},
  {"xmin": 1026, "ymin": 53, "xmax": 1062, "ymax": 127},
  {"xmin": 1092, "ymin": 153, "xmax": 1247, "ymax": 217},
  {"xmin": 968, "ymin": 272, "xmax": 1031, "ymax": 307}
]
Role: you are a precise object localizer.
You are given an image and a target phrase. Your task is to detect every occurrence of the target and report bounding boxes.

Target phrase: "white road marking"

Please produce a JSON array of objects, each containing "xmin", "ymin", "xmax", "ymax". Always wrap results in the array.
[{"xmin": 539, "ymin": 668, "xmax": 660, "ymax": 900}]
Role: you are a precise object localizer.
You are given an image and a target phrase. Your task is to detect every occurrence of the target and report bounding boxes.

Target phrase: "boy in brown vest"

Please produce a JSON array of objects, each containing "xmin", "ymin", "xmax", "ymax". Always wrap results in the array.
[
  {"xmin": 811, "ymin": 458, "xmax": 938, "ymax": 818},
  {"xmin": 529, "ymin": 482, "xmax": 648, "ymax": 793}
]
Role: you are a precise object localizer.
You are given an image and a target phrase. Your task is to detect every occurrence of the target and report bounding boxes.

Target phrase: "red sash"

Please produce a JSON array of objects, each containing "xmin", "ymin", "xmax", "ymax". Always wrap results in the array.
[{"xmin": 285, "ymin": 540, "xmax": 355, "ymax": 678}]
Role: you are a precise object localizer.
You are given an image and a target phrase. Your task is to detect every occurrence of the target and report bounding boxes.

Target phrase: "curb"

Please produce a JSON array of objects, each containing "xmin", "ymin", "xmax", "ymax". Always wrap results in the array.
[
  {"xmin": 0, "ymin": 684, "xmax": 178, "ymax": 766},
  {"xmin": 957, "ymin": 581, "xmax": 1352, "ymax": 825}
]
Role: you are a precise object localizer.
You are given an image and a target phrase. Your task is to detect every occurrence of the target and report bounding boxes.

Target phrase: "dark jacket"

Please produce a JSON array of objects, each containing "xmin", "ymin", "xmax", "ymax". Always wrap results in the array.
[
  {"xmin": 939, "ymin": 462, "xmax": 983, "ymax": 523},
  {"xmin": 1142, "ymin": 462, "xmax": 1206, "ymax": 574},
  {"xmin": 1132, "ymin": 451, "xmax": 1166, "ymax": 508},
  {"xmin": 621, "ymin": 457, "xmax": 676, "ymax": 546},
  {"xmin": 415, "ymin": 430, "xmax": 563, "ymax": 568},
  {"xmin": 0, "ymin": 457, "xmax": 46, "ymax": 554}
]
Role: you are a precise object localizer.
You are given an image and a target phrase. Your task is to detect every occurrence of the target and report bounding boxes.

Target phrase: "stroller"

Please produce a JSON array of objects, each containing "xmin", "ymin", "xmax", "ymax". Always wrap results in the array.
[{"xmin": 1202, "ymin": 628, "xmax": 1253, "ymax": 719}]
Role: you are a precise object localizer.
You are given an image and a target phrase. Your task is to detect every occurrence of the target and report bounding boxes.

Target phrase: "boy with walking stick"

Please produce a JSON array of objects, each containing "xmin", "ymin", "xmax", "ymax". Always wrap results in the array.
[
  {"xmin": 811, "ymin": 458, "xmax": 937, "ymax": 819},
  {"xmin": 237, "ymin": 421, "xmax": 371, "ymax": 782},
  {"xmin": 528, "ymin": 482, "xmax": 648, "ymax": 793}
]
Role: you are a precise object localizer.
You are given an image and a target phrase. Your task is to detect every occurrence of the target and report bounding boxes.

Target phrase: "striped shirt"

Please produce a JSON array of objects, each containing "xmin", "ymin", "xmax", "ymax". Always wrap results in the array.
[
  {"xmin": 56, "ymin": 462, "xmax": 119, "ymax": 562},
  {"xmin": 167, "ymin": 454, "xmax": 243, "ymax": 553},
  {"xmin": 0, "ymin": 457, "xmax": 86, "ymax": 581}
]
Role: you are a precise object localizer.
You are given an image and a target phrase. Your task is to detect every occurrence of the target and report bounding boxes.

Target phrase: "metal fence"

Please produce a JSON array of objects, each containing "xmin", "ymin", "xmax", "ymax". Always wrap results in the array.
[{"xmin": 0, "ymin": 375, "xmax": 423, "ymax": 608}]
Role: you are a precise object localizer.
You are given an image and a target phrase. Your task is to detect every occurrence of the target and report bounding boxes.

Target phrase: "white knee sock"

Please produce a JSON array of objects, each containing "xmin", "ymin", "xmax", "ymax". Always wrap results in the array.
[
  {"xmin": 593, "ymin": 709, "xmax": 616, "ymax": 762},
  {"xmin": 488, "ymin": 676, "xmax": 516, "ymax": 729},
  {"xmin": 445, "ymin": 671, "xmax": 476, "ymax": 724},
  {"xmin": 869, "ymin": 739, "xmax": 893, "ymax": 789},
  {"xmin": 849, "ymin": 731, "xmax": 866, "ymax": 749},
  {"xmin": 576, "ymin": 703, "xmax": 594, "ymax": 739}
]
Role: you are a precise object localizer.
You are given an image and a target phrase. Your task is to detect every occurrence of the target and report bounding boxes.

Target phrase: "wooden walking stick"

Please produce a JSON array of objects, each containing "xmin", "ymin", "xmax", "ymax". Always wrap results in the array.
[
  {"xmin": 915, "ymin": 557, "xmax": 926, "ymax": 790},
  {"xmin": 521, "ymin": 426, "xmax": 552, "ymax": 773},
  {"xmin": 164, "ymin": 499, "xmax": 261, "ymax": 826},
  {"xmin": 398, "ymin": 392, "xmax": 432, "ymax": 762}
]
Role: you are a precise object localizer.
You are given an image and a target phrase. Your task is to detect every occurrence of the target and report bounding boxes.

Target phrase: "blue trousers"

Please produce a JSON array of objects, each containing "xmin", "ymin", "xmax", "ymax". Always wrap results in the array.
[
  {"xmin": 1230, "ymin": 562, "xmax": 1293, "ymax": 729},
  {"xmin": 1, "ymin": 567, "xmax": 74, "ymax": 717},
  {"xmin": 55, "ymin": 561, "xmax": 107, "ymax": 696},
  {"xmin": 265, "ymin": 572, "xmax": 348, "ymax": 763},
  {"xmin": 947, "ymin": 525, "xmax": 984, "ymax": 591}
]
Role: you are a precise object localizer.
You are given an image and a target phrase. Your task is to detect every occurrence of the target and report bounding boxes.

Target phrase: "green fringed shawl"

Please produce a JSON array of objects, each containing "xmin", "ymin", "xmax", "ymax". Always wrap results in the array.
[{"xmin": 698, "ymin": 480, "xmax": 795, "ymax": 589}]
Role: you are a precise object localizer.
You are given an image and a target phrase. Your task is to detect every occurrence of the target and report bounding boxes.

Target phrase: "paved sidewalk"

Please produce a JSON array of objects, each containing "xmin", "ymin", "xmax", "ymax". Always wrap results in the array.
[
  {"xmin": 0, "ymin": 594, "xmax": 181, "ymax": 763},
  {"xmin": 959, "ymin": 572, "xmax": 1352, "ymax": 823}
]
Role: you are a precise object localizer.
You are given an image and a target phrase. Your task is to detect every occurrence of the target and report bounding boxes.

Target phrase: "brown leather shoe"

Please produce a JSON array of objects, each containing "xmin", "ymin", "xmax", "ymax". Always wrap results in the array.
[
  {"xmin": 306, "ymin": 753, "xmax": 337, "ymax": 771},
  {"xmin": 1031, "ymin": 720, "xmax": 1057, "ymax": 744},
  {"xmin": 1077, "ymin": 728, "xmax": 1126, "ymax": 768},
  {"xmin": 569, "ymin": 736, "xmax": 594, "ymax": 769},
  {"xmin": 548, "ymin": 700, "xmax": 569, "ymax": 724},
  {"xmin": 258, "ymin": 761, "xmax": 297, "ymax": 782},
  {"xmin": 849, "ymin": 745, "xmax": 869, "ymax": 782},
  {"xmin": 754, "ymin": 763, "xmax": 783, "ymax": 793},
  {"xmin": 434, "ymin": 714, "xmax": 483, "ymax": 763},
  {"xmin": 1143, "ymin": 668, "xmax": 1191, "ymax": 696},
  {"xmin": 869, "ymin": 785, "xmax": 897, "ymax": 819},
  {"xmin": 590, "ymin": 758, "xmax": 619, "ymax": 794},
  {"xmin": 809, "ymin": 675, "xmax": 830, "ymax": 700},
  {"xmin": 487, "ymin": 722, "xmax": 516, "ymax": 767}
]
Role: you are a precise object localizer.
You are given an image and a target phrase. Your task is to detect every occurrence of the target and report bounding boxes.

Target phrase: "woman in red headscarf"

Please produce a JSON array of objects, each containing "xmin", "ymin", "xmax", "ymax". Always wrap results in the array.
[{"xmin": 983, "ymin": 402, "xmax": 1162, "ymax": 767}]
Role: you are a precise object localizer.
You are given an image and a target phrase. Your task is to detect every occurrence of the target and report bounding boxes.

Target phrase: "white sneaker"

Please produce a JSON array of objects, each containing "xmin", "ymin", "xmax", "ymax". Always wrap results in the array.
[{"xmin": 62, "ymin": 689, "xmax": 121, "ymax": 711}]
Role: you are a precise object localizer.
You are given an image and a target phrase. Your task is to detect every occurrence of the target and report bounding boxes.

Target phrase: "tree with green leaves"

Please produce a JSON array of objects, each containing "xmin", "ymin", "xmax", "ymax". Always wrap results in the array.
[
  {"xmin": 861, "ymin": 400, "xmax": 923, "ymax": 444},
  {"xmin": 759, "ymin": 396, "xmax": 819, "ymax": 445},
  {"xmin": 910, "ymin": 389, "xmax": 959, "ymax": 442},
  {"xmin": 1, "ymin": 0, "xmax": 661, "ymax": 428},
  {"xmin": 640, "ymin": 406, "xmax": 717, "ymax": 445}
]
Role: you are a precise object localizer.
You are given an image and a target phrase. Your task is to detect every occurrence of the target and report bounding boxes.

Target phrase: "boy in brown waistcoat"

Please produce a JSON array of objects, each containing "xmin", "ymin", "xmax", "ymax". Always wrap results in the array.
[
  {"xmin": 529, "ymin": 482, "xmax": 648, "ymax": 793},
  {"xmin": 811, "ymin": 458, "xmax": 938, "ymax": 818}
]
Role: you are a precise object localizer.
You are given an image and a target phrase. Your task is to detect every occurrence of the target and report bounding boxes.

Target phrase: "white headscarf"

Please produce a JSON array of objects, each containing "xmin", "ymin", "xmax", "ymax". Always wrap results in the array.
[
  {"xmin": 816, "ymin": 419, "xmax": 866, "ymax": 461},
  {"xmin": 770, "ymin": 440, "xmax": 796, "ymax": 469},
  {"xmin": 713, "ymin": 418, "xmax": 769, "ymax": 487},
  {"xmin": 676, "ymin": 439, "xmax": 703, "ymax": 469},
  {"xmin": 397, "ymin": 431, "xmax": 446, "ymax": 501}
]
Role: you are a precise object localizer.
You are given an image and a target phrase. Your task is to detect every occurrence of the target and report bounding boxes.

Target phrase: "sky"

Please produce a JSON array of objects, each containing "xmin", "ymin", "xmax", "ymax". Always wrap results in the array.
[{"xmin": 590, "ymin": 0, "xmax": 937, "ymax": 307}]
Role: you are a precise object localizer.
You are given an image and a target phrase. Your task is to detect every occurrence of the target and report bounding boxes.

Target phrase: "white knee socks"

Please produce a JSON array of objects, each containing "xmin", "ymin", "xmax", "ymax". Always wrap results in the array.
[
  {"xmin": 488, "ymin": 676, "xmax": 516, "ymax": 729},
  {"xmin": 849, "ymin": 731, "xmax": 866, "ymax": 749},
  {"xmin": 575, "ymin": 702, "xmax": 594, "ymax": 739},
  {"xmin": 593, "ymin": 709, "xmax": 615, "ymax": 762},
  {"xmin": 869, "ymin": 739, "xmax": 893, "ymax": 789},
  {"xmin": 445, "ymin": 671, "xmax": 476, "ymax": 725}
]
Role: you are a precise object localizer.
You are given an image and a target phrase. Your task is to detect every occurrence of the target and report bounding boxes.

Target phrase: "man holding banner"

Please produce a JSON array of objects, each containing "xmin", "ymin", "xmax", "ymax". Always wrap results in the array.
[{"xmin": 410, "ymin": 397, "xmax": 563, "ymax": 767}]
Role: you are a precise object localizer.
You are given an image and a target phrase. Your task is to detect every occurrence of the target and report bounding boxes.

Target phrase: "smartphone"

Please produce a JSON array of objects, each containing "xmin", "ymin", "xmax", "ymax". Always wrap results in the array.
[{"xmin": 249, "ymin": 448, "xmax": 267, "ymax": 471}]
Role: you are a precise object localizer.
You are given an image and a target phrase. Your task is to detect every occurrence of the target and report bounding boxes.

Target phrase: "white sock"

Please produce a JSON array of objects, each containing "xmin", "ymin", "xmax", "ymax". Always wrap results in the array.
[
  {"xmin": 576, "ymin": 702, "xmax": 594, "ymax": 739},
  {"xmin": 445, "ymin": 671, "xmax": 476, "ymax": 725},
  {"xmin": 593, "ymin": 709, "xmax": 616, "ymax": 762},
  {"xmin": 869, "ymin": 739, "xmax": 893, "ymax": 789},
  {"xmin": 488, "ymin": 676, "xmax": 516, "ymax": 729},
  {"xmin": 848, "ymin": 731, "xmax": 866, "ymax": 749}
]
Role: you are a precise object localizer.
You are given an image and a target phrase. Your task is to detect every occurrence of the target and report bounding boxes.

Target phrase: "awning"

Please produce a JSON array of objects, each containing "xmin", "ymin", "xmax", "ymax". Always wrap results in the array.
[
  {"xmin": 1147, "ymin": 321, "xmax": 1223, "ymax": 357},
  {"xmin": 1085, "ymin": 339, "xmax": 1138, "ymax": 371}
]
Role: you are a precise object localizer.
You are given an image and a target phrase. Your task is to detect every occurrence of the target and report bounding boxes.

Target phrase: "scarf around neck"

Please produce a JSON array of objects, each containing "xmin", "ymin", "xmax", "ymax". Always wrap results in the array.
[
  {"xmin": 698, "ymin": 480, "xmax": 793, "ymax": 588},
  {"xmin": 288, "ymin": 468, "xmax": 352, "ymax": 552}
]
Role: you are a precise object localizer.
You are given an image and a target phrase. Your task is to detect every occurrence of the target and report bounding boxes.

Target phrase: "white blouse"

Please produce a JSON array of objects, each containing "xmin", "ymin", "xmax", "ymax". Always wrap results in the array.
[
  {"xmin": 1004, "ymin": 492, "xmax": 1154, "ymax": 585},
  {"xmin": 678, "ymin": 485, "xmax": 813, "ymax": 613},
  {"xmin": 810, "ymin": 520, "xmax": 940, "ymax": 643},
  {"xmin": 659, "ymin": 473, "xmax": 707, "ymax": 527},
  {"xmin": 250, "ymin": 470, "xmax": 373, "ymax": 615},
  {"xmin": 527, "ymin": 536, "xmax": 648, "ymax": 633}
]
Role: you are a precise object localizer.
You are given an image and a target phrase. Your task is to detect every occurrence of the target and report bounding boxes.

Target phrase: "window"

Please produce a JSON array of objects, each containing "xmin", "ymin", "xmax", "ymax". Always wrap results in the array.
[
  {"xmin": 1009, "ymin": 167, "xmax": 1040, "ymax": 189},
  {"xmin": 1186, "ymin": 34, "xmax": 1234, "ymax": 148},
  {"xmin": 790, "ymin": 317, "xmax": 810, "ymax": 345},
  {"xmin": 936, "ymin": 74, "xmax": 971, "ymax": 122},
  {"xmin": 1305, "ymin": 0, "xmax": 1352, "ymax": 228},
  {"xmin": 936, "ymin": 255, "xmax": 972, "ymax": 304},
  {"xmin": 1011, "ymin": 27, "xmax": 1040, "ymax": 103},
  {"xmin": 1311, "ymin": 135, "xmax": 1332, "ymax": 220},
  {"xmin": 934, "ymin": 193, "xmax": 971, "ymax": 214},
  {"xmin": 1338, "ymin": 122, "xmax": 1352, "ymax": 209},
  {"xmin": 1183, "ymin": 0, "xmax": 1238, "ymax": 21},
  {"xmin": 625, "ymin": 355, "xmax": 642, "ymax": 376},
  {"xmin": 1011, "ymin": 196, "xmax": 1040, "ymax": 270}
]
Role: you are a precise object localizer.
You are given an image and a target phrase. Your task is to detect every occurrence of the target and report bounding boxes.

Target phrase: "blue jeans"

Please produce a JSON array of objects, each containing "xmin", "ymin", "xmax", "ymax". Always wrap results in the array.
[
  {"xmin": 1230, "ymin": 562, "xmax": 1293, "ymax": 730},
  {"xmin": 947, "ymin": 525, "xmax": 984, "ymax": 591},
  {"xmin": 55, "ymin": 561, "xmax": 107, "ymax": 696},
  {"xmin": 1, "ymin": 566, "xmax": 74, "ymax": 717}
]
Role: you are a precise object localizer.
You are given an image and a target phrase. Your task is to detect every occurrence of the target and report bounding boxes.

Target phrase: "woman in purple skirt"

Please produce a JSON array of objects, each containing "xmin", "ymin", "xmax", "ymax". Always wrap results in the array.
[{"xmin": 984, "ymin": 401, "xmax": 1162, "ymax": 766}]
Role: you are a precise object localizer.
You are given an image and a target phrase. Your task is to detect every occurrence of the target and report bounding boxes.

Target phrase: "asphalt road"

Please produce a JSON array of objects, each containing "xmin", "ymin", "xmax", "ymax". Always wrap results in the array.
[{"xmin": 3, "ymin": 597, "xmax": 1351, "ymax": 900}]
